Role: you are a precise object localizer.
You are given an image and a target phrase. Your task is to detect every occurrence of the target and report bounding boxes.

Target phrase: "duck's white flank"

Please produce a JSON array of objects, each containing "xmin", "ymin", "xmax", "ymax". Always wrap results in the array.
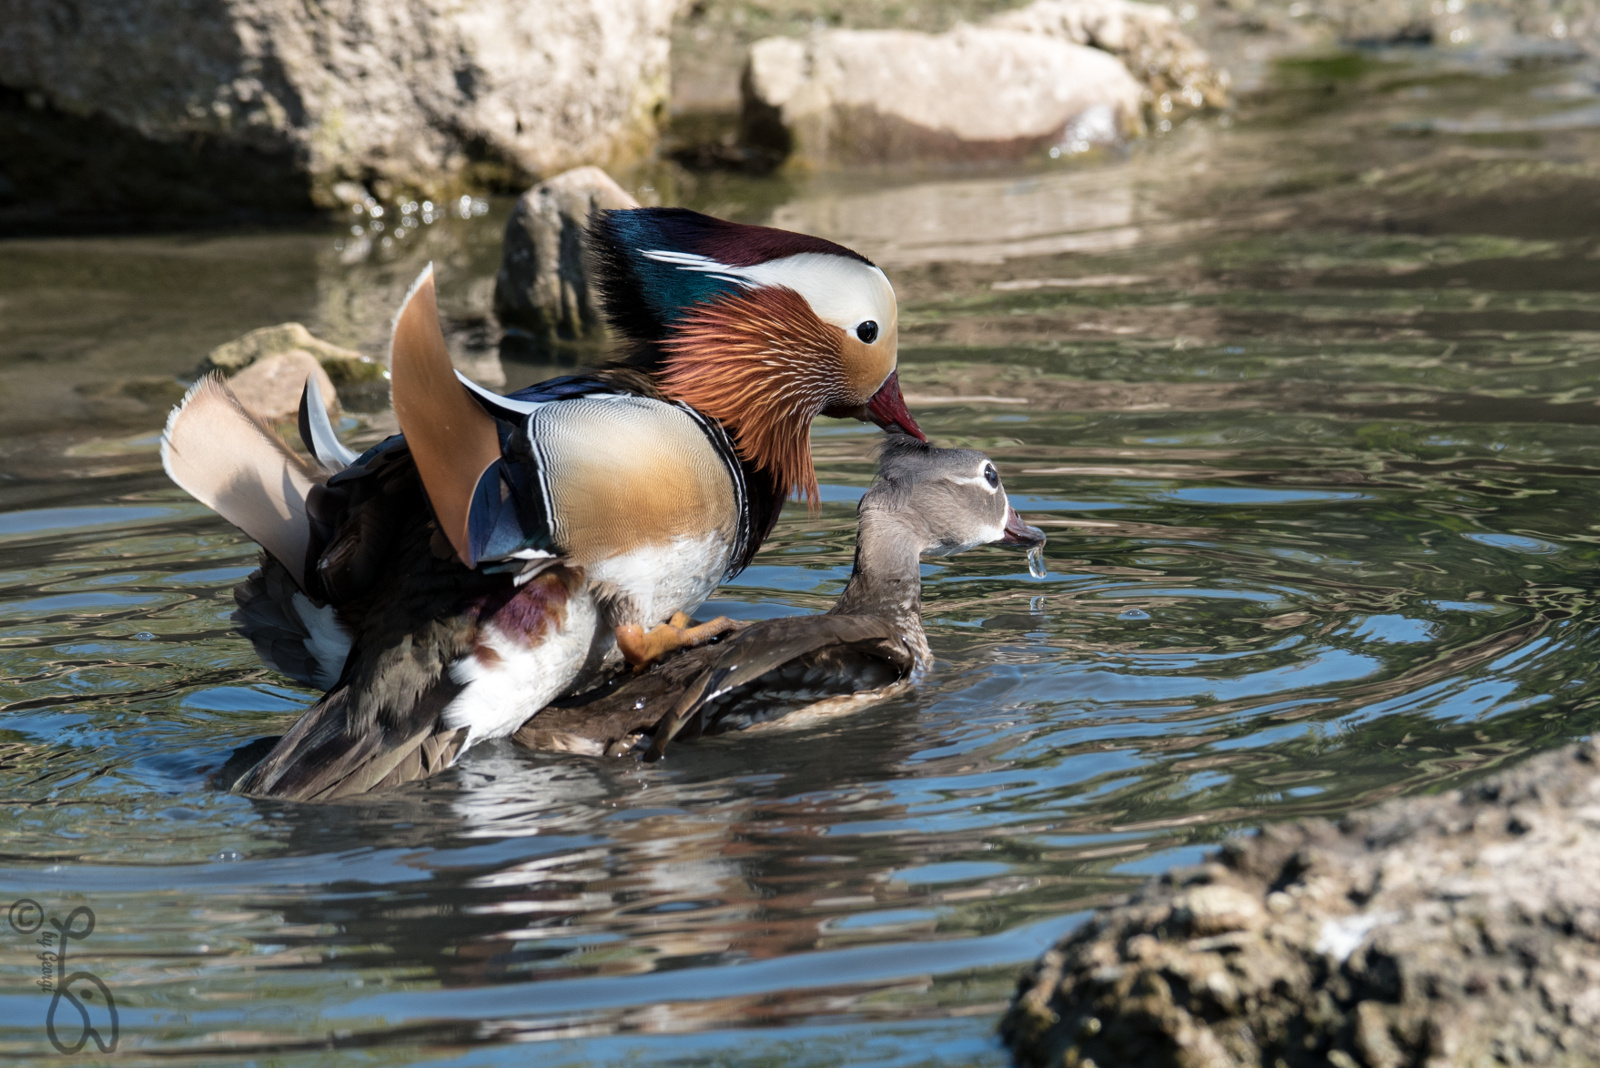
[{"xmin": 443, "ymin": 588, "xmax": 601, "ymax": 745}]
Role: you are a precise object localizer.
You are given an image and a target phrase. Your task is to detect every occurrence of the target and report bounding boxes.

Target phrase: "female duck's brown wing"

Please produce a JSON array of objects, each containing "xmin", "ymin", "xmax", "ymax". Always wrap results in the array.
[
  {"xmin": 513, "ymin": 645, "xmax": 715, "ymax": 756},
  {"xmin": 513, "ymin": 615, "xmax": 914, "ymax": 760}
]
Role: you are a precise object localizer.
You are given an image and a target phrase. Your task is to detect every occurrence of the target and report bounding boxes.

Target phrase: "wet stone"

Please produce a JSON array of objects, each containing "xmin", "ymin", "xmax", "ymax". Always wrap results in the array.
[
  {"xmin": 201, "ymin": 321, "xmax": 386, "ymax": 410},
  {"xmin": 202, "ymin": 322, "xmax": 370, "ymax": 377},
  {"xmin": 493, "ymin": 166, "xmax": 639, "ymax": 353},
  {"xmin": 225, "ymin": 351, "xmax": 339, "ymax": 424},
  {"xmin": 0, "ymin": 0, "xmax": 678, "ymax": 223},
  {"xmin": 1002, "ymin": 742, "xmax": 1600, "ymax": 1067},
  {"xmin": 991, "ymin": 0, "xmax": 1229, "ymax": 112},
  {"xmin": 741, "ymin": 22, "xmax": 1146, "ymax": 168}
]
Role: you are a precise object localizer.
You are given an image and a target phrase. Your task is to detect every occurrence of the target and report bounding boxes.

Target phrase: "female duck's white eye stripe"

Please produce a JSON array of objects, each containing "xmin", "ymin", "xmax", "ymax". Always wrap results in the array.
[
  {"xmin": 640, "ymin": 249, "xmax": 896, "ymax": 335},
  {"xmin": 944, "ymin": 473, "xmax": 1001, "ymax": 489}
]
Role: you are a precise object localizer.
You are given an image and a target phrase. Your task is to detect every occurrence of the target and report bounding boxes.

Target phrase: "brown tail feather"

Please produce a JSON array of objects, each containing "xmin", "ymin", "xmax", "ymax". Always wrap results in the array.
[
  {"xmin": 161, "ymin": 375, "xmax": 321, "ymax": 589},
  {"xmin": 389, "ymin": 263, "xmax": 501, "ymax": 567}
]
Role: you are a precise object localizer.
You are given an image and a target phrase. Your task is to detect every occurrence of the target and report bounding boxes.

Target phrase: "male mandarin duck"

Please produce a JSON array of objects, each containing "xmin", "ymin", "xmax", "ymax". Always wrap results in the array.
[
  {"xmin": 164, "ymin": 208, "xmax": 924, "ymax": 801},
  {"xmin": 514, "ymin": 436, "xmax": 1046, "ymax": 760}
]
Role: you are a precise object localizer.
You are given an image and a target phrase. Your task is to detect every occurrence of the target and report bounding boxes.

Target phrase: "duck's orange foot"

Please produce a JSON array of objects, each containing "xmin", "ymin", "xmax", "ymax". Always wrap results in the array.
[{"xmin": 615, "ymin": 612, "xmax": 745, "ymax": 671}]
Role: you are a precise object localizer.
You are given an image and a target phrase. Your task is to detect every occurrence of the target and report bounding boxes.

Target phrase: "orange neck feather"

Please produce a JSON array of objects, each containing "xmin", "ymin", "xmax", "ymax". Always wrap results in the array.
[{"xmin": 657, "ymin": 287, "xmax": 848, "ymax": 507}]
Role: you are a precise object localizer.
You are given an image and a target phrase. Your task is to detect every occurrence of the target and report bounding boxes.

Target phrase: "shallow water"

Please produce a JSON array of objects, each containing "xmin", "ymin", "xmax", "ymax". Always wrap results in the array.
[{"xmin": 6, "ymin": 48, "xmax": 1600, "ymax": 1064}]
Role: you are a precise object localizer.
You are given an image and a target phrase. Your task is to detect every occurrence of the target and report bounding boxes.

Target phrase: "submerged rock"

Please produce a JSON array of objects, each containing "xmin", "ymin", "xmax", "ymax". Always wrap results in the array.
[
  {"xmin": 494, "ymin": 167, "xmax": 639, "ymax": 351},
  {"xmin": 0, "ymin": 0, "xmax": 676, "ymax": 227},
  {"xmin": 1002, "ymin": 740, "xmax": 1600, "ymax": 1067},
  {"xmin": 203, "ymin": 323, "xmax": 375, "ymax": 379},
  {"xmin": 202, "ymin": 322, "xmax": 386, "ymax": 410},
  {"xmin": 226, "ymin": 351, "xmax": 339, "ymax": 424},
  {"xmin": 742, "ymin": 25, "xmax": 1146, "ymax": 167}
]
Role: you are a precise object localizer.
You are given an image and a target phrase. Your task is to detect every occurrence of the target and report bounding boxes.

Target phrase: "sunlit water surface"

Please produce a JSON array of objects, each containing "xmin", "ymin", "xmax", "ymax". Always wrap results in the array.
[{"xmin": 6, "ymin": 50, "xmax": 1600, "ymax": 1065}]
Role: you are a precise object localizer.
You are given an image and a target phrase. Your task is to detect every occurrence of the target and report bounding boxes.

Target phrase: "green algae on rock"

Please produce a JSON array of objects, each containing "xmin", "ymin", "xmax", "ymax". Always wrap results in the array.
[
  {"xmin": 201, "ymin": 322, "xmax": 383, "ymax": 385},
  {"xmin": 201, "ymin": 322, "xmax": 387, "ymax": 415}
]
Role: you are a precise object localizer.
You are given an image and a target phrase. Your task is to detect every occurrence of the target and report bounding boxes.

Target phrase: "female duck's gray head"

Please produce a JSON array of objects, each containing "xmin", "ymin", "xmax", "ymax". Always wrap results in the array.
[{"xmin": 862, "ymin": 435, "xmax": 1045, "ymax": 556}]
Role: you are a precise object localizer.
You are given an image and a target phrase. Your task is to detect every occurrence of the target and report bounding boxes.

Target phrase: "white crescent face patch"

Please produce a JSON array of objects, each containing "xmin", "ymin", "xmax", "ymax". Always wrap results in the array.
[{"xmin": 641, "ymin": 250, "xmax": 898, "ymax": 341}]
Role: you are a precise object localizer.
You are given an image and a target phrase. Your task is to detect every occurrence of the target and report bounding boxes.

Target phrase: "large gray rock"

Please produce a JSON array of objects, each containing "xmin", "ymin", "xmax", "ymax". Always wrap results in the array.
[
  {"xmin": 1002, "ymin": 740, "xmax": 1600, "ymax": 1068},
  {"xmin": 0, "ymin": 0, "xmax": 677, "ymax": 225},
  {"xmin": 741, "ymin": 25, "xmax": 1146, "ymax": 168},
  {"xmin": 991, "ymin": 0, "xmax": 1229, "ymax": 114},
  {"xmin": 494, "ymin": 167, "xmax": 640, "ymax": 350}
]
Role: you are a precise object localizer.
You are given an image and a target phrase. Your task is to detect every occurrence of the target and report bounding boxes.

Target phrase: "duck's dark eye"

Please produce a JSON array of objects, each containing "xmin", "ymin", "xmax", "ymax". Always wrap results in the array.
[
  {"xmin": 984, "ymin": 464, "xmax": 1000, "ymax": 488},
  {"xmin": 856, "ymin": 320, "xmax": 879, "ymax": 344}
]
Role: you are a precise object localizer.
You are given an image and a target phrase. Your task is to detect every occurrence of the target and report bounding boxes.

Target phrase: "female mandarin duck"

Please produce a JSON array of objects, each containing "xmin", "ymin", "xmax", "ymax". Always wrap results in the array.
[
  {"xmin": 514, "ymin": 436, "xmax": 1046, "ymax": 760},
  {"xmin": 164, "ymin": 208, "xmax": 924, "ymax": 801}
]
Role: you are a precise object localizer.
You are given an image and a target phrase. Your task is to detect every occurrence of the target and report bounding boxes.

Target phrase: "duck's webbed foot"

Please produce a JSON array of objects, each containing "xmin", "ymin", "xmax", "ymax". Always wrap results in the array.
[{"xmin": 615, "ymin": 612, "xmax": 746, "ymax": 671}]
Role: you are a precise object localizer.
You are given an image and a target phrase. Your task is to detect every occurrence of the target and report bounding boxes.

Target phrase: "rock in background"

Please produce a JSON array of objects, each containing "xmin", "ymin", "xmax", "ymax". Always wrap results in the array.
[
  {"xmin": 494, "ymin": 167, "xmax": 640, "ymax": 354},
  {"xmin": 0, "ymin": 0, "xmax": 678, "ymax": 230},
  {"xmin": 741, "ymin": 22, "xmax": 1149, "ymax": 166},
  {"xmin": 1002, "ymin": 739, "xmax": 1600, "ymax": 1068},
  {"xmin": 664, "ymin": 0, "xmax": 1226, "ymax": 169},
  {"xmin": 201, "ymin": 322, "xmax": 387, "ymax": 413},
  {"xmin": 224, "ymin": 351, "xmax": 341, "ymax": 424},
  {"xmin": 990, "ymin": 0, "xmax": 1229, "ymax": 111},
  {"xmin": 1167, "ymin": 0, "xmax": 1595, "ymax": 93},
  {"xmin": 1233, "ymin": 0, "xmax": 1596, "ymax": 49},
  {"xmin": 671, "ymin": 0, "xmax": 1028, "ymax": 118}
]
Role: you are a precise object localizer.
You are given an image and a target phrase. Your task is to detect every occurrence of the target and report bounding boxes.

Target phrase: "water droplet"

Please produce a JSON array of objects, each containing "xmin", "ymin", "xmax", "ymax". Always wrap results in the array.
[
  {"xmin": 1026, "ymin": 545, "xmax": 1048, "ymax": 579},
  {"xmin": 132, "ymin": 631, "xmax": 155, "ymax": 641},
  {"xmin": 1119, "ymin": 608, "xmax": 1151, "ymax": 621}
]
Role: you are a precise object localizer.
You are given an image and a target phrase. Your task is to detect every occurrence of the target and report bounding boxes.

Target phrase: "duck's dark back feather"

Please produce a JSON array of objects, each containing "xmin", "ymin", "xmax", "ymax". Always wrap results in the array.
[{"xmin": 231, "ymin": 428, "xmax": 433, "ymax": 690}]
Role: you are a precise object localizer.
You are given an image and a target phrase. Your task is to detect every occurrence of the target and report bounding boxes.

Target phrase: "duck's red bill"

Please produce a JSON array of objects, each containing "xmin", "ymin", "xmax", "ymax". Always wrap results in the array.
[
  {"xmin": 1001, "ymin": 507, "xmax": 1046, "ymax": 546},
  {"xmin": 865, "ymin": 372, "xmax": 926, "ymax": 441}
]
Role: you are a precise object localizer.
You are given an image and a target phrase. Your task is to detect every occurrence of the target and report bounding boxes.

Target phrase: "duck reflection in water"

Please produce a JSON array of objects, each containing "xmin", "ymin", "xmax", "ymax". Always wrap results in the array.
[{"xmin": 517, "ymin": 435, "xmax": 1045, "ymax": 760}]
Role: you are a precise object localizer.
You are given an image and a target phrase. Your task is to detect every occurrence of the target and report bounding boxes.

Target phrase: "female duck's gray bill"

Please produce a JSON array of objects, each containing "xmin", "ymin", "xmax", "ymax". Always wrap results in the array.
[{"xmin": 1002, "ymin": 507, "xmax": 1046, "ymax": 546}]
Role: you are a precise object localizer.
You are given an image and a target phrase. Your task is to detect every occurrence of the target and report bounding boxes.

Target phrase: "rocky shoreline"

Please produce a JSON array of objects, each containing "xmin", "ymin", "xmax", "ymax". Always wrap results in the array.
[
  {"xmin": 0, "ymin": 0, "xmax": 678, "ymax": 230},
  {"xmin": 1002, "ymin": 739, "xmax": 1600, "ymax": 1067},
  {"xmin": 1, "ymin": 0, "xmax": 1223, "ymax": 229},
  {"xmin": 5, "ymin": 0, "xmax": 1593, "ymax": 230}
]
